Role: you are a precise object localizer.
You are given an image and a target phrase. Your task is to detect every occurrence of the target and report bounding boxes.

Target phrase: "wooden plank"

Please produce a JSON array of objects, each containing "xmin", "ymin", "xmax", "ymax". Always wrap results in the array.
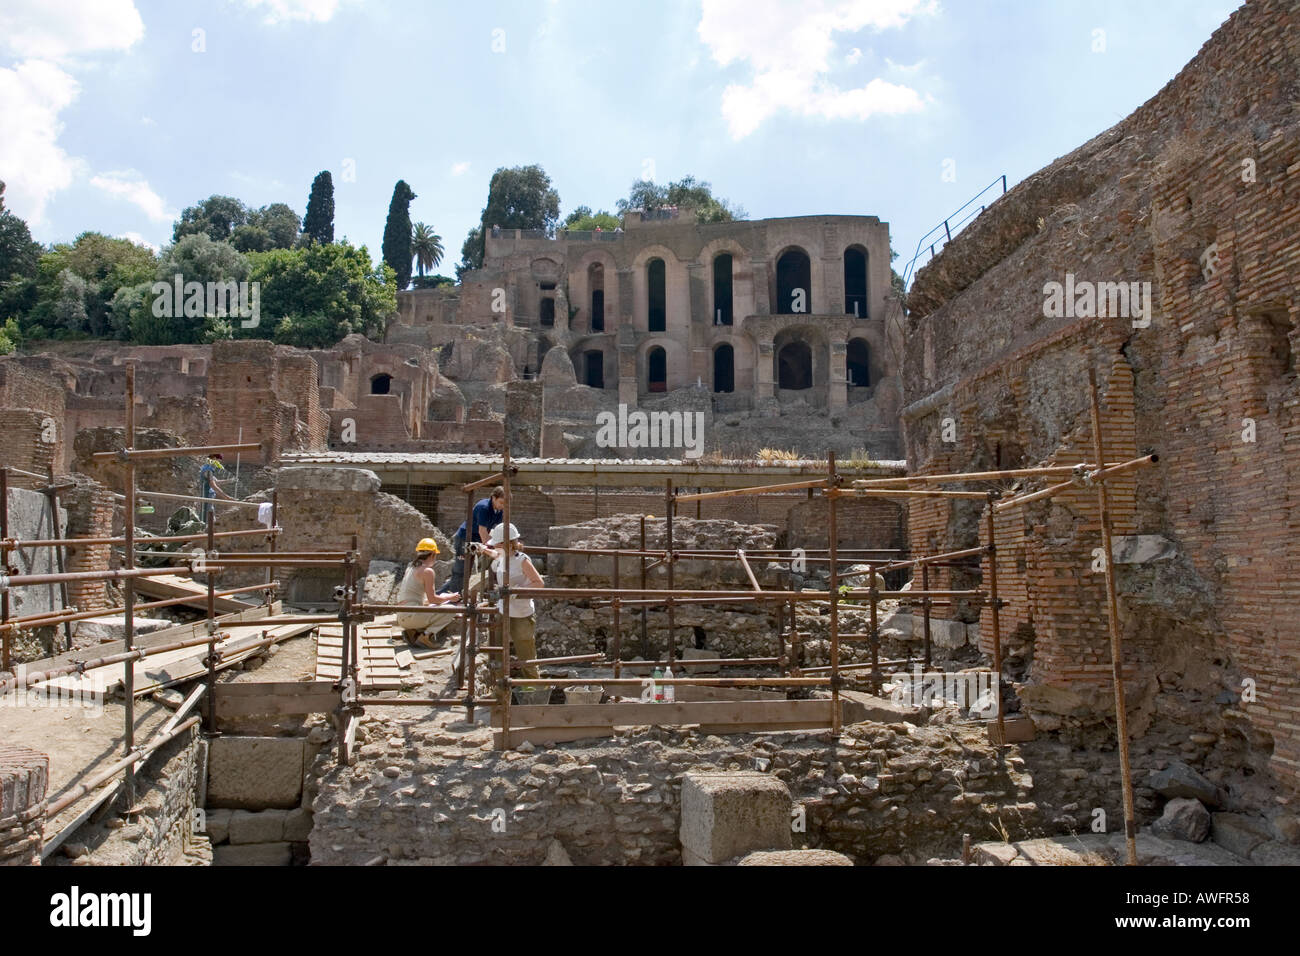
[
  {"xmin": 491, "ymin": 699, "xmax": 834, "ymax": 728},
  {"xmin": 696, "ymin": 721, "xmax": 833, "ymax": 734},
  {"xmin": 134, "ymin": 573, "xmax": 251, "ymax": 613},
  {"xmin": 216, "ymin": 680, "xmax": 335, "ymax": 697},
  {"xmin": 216, "ymin": 691, "xmax": 339, "ymax": 719},
  {"xmin": 494, "ymin": 726, "xmax": 616, "ymax": 748}
]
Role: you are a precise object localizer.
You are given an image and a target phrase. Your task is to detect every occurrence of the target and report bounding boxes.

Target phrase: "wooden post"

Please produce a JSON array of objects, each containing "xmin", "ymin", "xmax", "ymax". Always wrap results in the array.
[
  {"xmin": 828, "ymin": 450, "xmax": 841, "ymax": 733},
  {"xmin": 612, "ymin": 551, "xmax": 622, "ymax": 678},
  {"xmin": 1089, "ymin": 366, "xmax": 1138, "ymax": 867},
  {"xmin": 123, "ymin": 362, "xmax": 137, "ymax": 805},
  {"xmin": 498, "ymin": 445, "xmax": 512, "ymax": 749},
  {"xmin": 1, "ymin": 467, "xmax": 9, "ymax": 672},
  {"xmin": 666, "ymin": 479, "xmax": 675, "ymax": 668},
  {"xmin": 639, "ymin": 515, "xmax": 648, "ymax": 658},
  {"xmin": 203, "ymin": 509, "xmax": 217, "ymax": 734},
  {"xmin": 264, "ymin": 489, "xmax": 277, "ymax": 608},
  {"xmin": 921, "ymin": 558, "xmax": 932, "ymax": 669},
  {"xmin": 985, "ymin": 493, "xmax": 1006, "ymax": 747}
]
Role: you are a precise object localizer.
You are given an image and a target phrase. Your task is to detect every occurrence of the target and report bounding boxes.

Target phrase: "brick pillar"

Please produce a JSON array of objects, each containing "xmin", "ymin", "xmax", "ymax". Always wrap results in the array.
[
  {"xmin": 829, "ymin": 339, "xmax": 848, "ymax": 412},
  {"xmin": 0, "ymin": 744, "xmax": 48, "ymax": 865},
  {"xmin": 60, "ymin": 474, "xmax": 116, "ymax": 613}
]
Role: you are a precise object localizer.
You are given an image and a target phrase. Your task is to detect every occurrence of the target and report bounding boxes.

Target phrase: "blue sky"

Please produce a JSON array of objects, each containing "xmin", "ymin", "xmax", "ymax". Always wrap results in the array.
[{"xmin": 1, "ymin": 0, "xmax": 1242, "ymax": 278}]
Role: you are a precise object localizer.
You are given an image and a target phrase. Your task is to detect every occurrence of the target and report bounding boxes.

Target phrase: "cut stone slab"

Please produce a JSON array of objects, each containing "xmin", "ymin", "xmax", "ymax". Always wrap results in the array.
[
  {"xmin": 1012, "ymin": 837, "xmax": 1111, "ymax": 866},
  {"xmin": 1150, "ymin": 797, "xmax": 1210, "ymax": 843},
  {"xmin": 737, "ymin": 849, "xmax": 853, "ymax": 866},
  {"xmin": 543, "ymin": 839, "xmax": 574, "ymax": 866},
  {"xmin": 213, "ymin": 842, "xmax": 292, "ymax": 866},
  {"xmin": 1210, "ymin": 813, "xmax": 1272, "ymax": 858},
  {"xmin": 283, "ymin": 807, "xmax": 313, "ymax": 842},
  {"xmin": 680, "ymin": 771, "xmax": 792, "ymax": 865},
  {"xmin": 72, "ymin": 615, "xmax": 174, "ymax": 644},
  {"xmin": 972, "ymin": 842, "xmax": 1020, "ymax": 866},
  {"xmin": 840, "ymin": 689, "xmax": 925, "ymax": 726},
  {"xmin": 1147, "ymin": 761, "xmax": 1220, "ymax": 807},
  {"xmin": 229, "ymin": 808, "xmax": 287, "ymax": 844},
  {"xmin": 1249, "ymin": 841, "xmax": 1300, "ymax": 866},
  {"xmin": 207, "ymin": 736, "xmax": 305, "ymax": 809},
  {"xmin": 362, "ymin": 561, "xmax": 401, "ymax": 604},
  {"xmin": 681, "ymin": 648, "xmax": 721, "ymax": 674}
]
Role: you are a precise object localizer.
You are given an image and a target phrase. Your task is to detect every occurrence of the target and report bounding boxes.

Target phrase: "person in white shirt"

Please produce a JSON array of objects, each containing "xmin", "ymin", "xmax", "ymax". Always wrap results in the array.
[
  {"xmin": 489, "ymin": 523, "xmax": 544, "ymax": 683},
  {"xmin": 394, "ymin": 538, "xmax": 460, "ymax": 648}
]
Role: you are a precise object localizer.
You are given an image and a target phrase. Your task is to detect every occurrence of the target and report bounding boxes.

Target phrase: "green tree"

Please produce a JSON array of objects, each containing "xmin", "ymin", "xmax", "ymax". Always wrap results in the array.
[
  {"xmin": 246, "ymin": 241, "xmax": 397, "ymax": 348},
  {"xmin": 0, "ymin": 181, "xmax": 42, "ymax": 325},
  {"xmin": 616, "ymin": 176, "xmax": 745, "ymax": 223},
  {"xmin": 302, "ymin": 170, "xmax": 335, "ymax": 245},
  {"xmin": 26, "ymin": 232, "xmax": 156, "ymax": 338},
  {"xmin": 382, "ymin": 180, "xmax": 417, "ymax": 291},
  {"xmin": 410, "ymin": 222, "xmax": 444, "ymax": 278},
  {"xmin": 458, "ymin": 165, "xmax": 560, "ymax": 275},
  {"xmin": 563, "ymin": 206, "xmax": 620, "ymax": 232},
  {"xmin": 129, "ymin": 235, "xmax": 250, "ymax": 344},
  {"xmin": 173, "ymin": 195, "xmax": 249, "ymax": 243},
  {"xmin": 0, "ymin": 317, "xmax": 21, "ymax": 354}
]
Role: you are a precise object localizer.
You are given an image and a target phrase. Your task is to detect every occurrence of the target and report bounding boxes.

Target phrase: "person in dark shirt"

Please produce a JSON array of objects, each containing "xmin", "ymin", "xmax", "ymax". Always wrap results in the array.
[
  {"xmin": 439, "ymin": 486, "xmax": 506, "ymax": 595},
  {"xmin": 198, "ymin": 454, "xmax": 234, "ymax": 520}
]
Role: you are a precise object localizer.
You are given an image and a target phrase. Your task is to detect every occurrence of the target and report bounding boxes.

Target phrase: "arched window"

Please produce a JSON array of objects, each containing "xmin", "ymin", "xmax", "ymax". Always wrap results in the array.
[
  {"xmin": 370, "ymin": 374, "xmax": 392, "ymax": 395},
  {"xmin": 713, "ymin": 253, "xmax": 733, "ymax": 326},
  {"xmin": 777, "ymin": 341, "xmax": 812, "ymax": 390},
  {"xmin": 647, "ymin": 258, "xmax": 666, "ymax": 332},
  {"xmin": 776, "ymin": 249, "xmax": 811, "ymax": 315},
  {"xmin": 844, "ymin": 247, "xmax": 868, "ymax": 317},
  {"xmin": 584, "ymin": 350, "xmax": 604, "ymax": 389},
  {"xmin": 847, "ymin": 338, "xmax": 870, "ymax": 387},
  {"xmin": 648, "ymin": 346, "xmax": 667, "ymax": 392},
  {"xmin": 713, "ymin": 343, "xmax": 734, "ymax": 393},
  {"xmin": 539, "ymin": 297, "xmax": 555, "ymax": 327},
  {"xmin": 589, "ymin": 262, "xmax": 605, "ymax": 332}
]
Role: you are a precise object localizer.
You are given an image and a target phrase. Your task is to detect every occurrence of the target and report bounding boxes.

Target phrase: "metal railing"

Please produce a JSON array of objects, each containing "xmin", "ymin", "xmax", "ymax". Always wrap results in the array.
[{"xmin": 902, "ymin": 174, "xmax": 1008, "ymax": 290}]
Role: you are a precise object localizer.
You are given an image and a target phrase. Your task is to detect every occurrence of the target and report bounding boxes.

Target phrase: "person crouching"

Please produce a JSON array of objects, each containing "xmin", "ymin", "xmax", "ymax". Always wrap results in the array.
[{"xmin": 395, "ymin": 538, "xmax": 460, "ymax": 648}]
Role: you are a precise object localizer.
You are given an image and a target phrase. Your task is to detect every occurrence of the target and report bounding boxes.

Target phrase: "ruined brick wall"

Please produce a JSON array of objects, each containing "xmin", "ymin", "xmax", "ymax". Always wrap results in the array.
[
  {"xmin": 208, "ymin": 340, "xmax": 283, "ymax": 464},
  {"xmin": 277, "ymin": 352, "xmax": 327, "ymax": 451},
  {"xmin": 59, "ymin": 474, "xmax": 116, "ymax": 612},
  {"xmin": 902, "ymin": 0, "xmax": 1300, "ymax": 789},
  {"xmin": 0, "ymin": 410, "xmax": 60, "ymax": 487},
  {"xmin": 0, "ymin": 744, "xmax": 48, "ymax": 865},
  {"xmin": 0, "ymin": 362, "xmax": 65, "ymax": 420}
]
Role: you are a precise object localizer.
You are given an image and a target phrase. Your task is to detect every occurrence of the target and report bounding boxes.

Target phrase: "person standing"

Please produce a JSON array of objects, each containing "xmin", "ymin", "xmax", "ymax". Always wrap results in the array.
[
  {"xmin": 440, "ymin": 486, "xmax": 507, "ymax": 595},
  {"xmin": 394, "ymin": 538, "xmax": 461, "ymax": 648},
  {"xmin": 198, "ymin": 453, "xmax": 234, "ymax": 520},
  {"xmin": 489, "ymin": 523, "xmax": 544, "ymax": 685}
]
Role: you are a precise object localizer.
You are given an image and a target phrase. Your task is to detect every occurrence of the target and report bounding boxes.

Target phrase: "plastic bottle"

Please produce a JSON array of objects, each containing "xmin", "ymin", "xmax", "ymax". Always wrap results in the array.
[
  {"xmin": 652, "ymin": 667, "xmax": 664, "ymax": 701},
  {"xmin": 664, "ymin": 666, "xmax": 675, "ymax": 703}
]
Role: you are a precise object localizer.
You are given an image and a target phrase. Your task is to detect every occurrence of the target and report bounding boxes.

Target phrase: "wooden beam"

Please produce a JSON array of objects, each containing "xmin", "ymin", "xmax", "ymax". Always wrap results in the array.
[{"xmin": 490, "ymin": 698, "xmax": 834, "ymax": 728}]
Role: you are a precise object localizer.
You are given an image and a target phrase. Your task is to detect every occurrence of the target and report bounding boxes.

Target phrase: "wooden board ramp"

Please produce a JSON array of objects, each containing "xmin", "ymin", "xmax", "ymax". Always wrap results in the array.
[
  {"xmin": 491, "ymin": 698, "xmax": 838, "ymax": 749},
  {"xmin": 314, "ymin": 620, "xmax": 409, "ymax": 691},
  {"xmin": 43, "ymin": 604, "xmax": 319, "ymax": 698},
  {"xmin": 133, "ymin": 573, "xmax": 256, "ymax": 613}
]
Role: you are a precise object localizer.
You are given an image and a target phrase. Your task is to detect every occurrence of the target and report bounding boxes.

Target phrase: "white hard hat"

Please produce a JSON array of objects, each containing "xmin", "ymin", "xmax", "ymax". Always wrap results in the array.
[{"xmin": 488, "ymin": 523, "xmax": 520, "ymax": 545}]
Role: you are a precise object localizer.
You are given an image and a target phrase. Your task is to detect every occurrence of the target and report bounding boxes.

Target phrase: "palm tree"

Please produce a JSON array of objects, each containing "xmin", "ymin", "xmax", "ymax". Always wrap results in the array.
[{"xmin": 410, "ymin": 222, "xmax": 444, "ymax": 278}]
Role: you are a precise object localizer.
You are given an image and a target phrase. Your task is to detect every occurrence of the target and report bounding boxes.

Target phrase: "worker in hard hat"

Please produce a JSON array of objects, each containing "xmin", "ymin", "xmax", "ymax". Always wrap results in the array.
[
  {"xmin": 394, "ymin": 538, "xmax": 461, "ymax": 648},
  {"xmin": 488, "ymin": 522, "xmax": 545, "ymax": 685}
]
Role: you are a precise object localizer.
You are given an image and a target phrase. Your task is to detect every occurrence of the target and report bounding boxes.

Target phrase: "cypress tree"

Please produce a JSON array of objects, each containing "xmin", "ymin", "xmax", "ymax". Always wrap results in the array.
[
  {"xmin": 382, "ymin": 180, "xmax": 416, "ymax": 290},
  {"xmin": 303, "ymin": 170, "xmax": 335, "ymax": 244}
]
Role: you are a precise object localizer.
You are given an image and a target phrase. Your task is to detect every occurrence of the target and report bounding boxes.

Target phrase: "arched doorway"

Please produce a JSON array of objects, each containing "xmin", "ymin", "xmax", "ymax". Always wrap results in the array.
[
  {"xmin": 539, "ymin": 297, "xmax": 555, "ymax": 327},
  {"xmin": 844, "ymin": 246, "xmax": 868, "ymax": 317},
  {"xmin": 584, "ymin": 349, "xmax": 604, "ymax": 389},
  {"xmin": 713, "ymin": 343, "xmax": 734, "ymax": 393},
  {"xmin": 713, "ymin": 253, "xmax": 733, "ymax": 326},
  {"xmin": 776, "ymin": 248, "xmax": 811, "ymax": 315},
  {"xmin": 647, "ymin": 346, "xmax": 667, "ymax": 392},
  {"xmin": 777, "ymin": 341, "xmax": 812, "ymax": 390},
  {"xmin": 847, "ymin": 338, "xmax": 870, "ymax": 387},
  {"xmin": 370, "ymin": 373, "xmax": 392, "ymax": 395},
  {"xmin": 647, "ymin": 258, "xmax": 666, "ymax": 332},
  {"xmin": 589, "ymin": 262, "xmax": 605, "ymax": 331}
]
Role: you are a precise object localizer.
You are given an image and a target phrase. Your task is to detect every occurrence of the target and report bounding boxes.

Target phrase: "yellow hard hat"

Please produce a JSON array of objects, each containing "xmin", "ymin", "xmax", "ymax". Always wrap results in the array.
[{"xmin": 416, "ymin": 538, "xmax": 439, "ymax": 553}]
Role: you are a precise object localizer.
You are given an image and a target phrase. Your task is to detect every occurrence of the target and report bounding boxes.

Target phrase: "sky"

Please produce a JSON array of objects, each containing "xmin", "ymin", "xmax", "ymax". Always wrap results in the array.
[{"xmin": 0, "ymin": 0, "xmax": 1244, "ymax": 279}]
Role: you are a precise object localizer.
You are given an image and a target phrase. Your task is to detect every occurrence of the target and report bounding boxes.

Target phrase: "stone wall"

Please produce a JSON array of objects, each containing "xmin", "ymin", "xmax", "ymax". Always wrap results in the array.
[{"xmin": 901, "ymin": 0, "xmax": 1300, "ymax": 793}]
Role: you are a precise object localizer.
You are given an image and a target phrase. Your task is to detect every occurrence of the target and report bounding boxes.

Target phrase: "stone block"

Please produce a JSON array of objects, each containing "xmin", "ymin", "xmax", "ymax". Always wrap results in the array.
[
  {"xmin": 972, "ymin": 842, "xmax": 1019, "ymax": 866},
  {"xmin": 72, "ymin": 615, "xmax": 173, "ymax": 644},
  {"xmin": 681, "ymin": 648, "xmax": 721, "ymax": 674},
  {"xmin": 1210, "ymin": 813, "xmax": 1272, "ymax": 858},
  {"xmin": 1112, "ymin": 535, "xmax": 1177, "ymax": 564},
  {"xmin": 229, "ymin": 808, "xmax": 287, "ymax": 844},
  {"xmin": 207, "ymin": 737, "xmax": 305, "ymax": 809},
  {"xmin": 736, "ymin": 849, "xmax": 853, "ymax": 866},
  {"xmin": 1150, "ymin": 797, "xmax": 1210, "ymax": 843},
  {"xmin": 1148, "ymin": 761, "xmax": 1219, "ymax": 807},
  {"xmin": 679, "ymin": 771, "xmax": 792, "ymax": 865},
  {"xmin": 283, "ymin": 807, "xmax": 314, "ymax": 842},
  {"xmin": 213, "ymin": 842, "xmax": 292, "ymax": 866},
  {"xmin": 1249, "ymin": 841, "xmax": 1300, "ymax": 866},
  {"xmin": 204, "ymin": 807, "xmax": 232, "ymax": 845}
]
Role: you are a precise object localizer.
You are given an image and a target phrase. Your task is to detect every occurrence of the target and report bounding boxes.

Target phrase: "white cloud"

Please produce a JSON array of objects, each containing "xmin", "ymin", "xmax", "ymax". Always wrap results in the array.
[
  {"xmin": 886, "ymin": 56, "xmax": 926, "ymax": 73},
  {"xmin": 0, "ymin": 60, "xmax": 85, "ymax": 225},
  {"xmin": 846, "ymin": 47, "xmax": 862, "ymax": 64},
  {"xmin": 451, "ymin": 161, "xmax": 471, "ymax": 176},
  {"xmin": 0, "ymin": 0, "xmax": 144, "ymax": 61},
  {"xmin": 120, "ymin": 231, "xmax": 160, "ymax": 253},
  {"xmin": 90, "ymin": 170, "xmax": 177, "ymax": 223},
  {"xmin": 238, "ymin": 0, "xmax": 355, "ymax": 24},
  {"xmin": 698, "ymin": 0, "xmax": 935, "ymax": 139}
]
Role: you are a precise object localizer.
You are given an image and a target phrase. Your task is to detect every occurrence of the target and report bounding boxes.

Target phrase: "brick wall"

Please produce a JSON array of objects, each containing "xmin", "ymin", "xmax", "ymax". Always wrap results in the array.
[
  {"xmin": 59, "ymin": 475, "xmax": 116, "ymax": 612},
  {"xmin": 0, "ymin": 744, "xmax": 48, "ymax": 865},
  {"xmin": 0, "ymin": 409, "xmax": 60, "ymax": 487}
]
